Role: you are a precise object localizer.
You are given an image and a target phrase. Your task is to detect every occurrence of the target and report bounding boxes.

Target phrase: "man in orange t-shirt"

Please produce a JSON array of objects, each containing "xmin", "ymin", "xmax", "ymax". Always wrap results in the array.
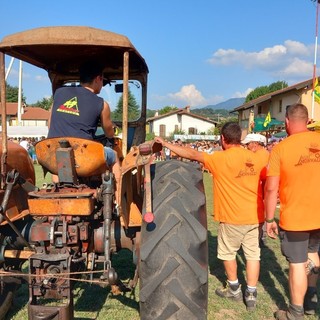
[
  {"xmin": 241, "ymin": 133, "xmax": 270, "ymax": 247},
  {"xmin": 155, "ymin": 122, "xmax": 267, "ymax": 312},
  {"xmin": 265, "ymin": 103, "xmax": 320, "ymax": 319}
]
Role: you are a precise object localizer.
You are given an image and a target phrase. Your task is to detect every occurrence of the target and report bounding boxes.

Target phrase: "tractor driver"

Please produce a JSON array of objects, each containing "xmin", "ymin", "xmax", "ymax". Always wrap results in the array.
[{"xmin": 48, "ymin": 60, "xmax": 121, "ymax": 201}]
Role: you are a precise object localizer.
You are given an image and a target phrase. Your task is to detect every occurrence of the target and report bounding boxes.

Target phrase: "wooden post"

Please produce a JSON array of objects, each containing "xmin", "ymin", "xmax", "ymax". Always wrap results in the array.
[
  {"xmin": 0, "ymin": 52, "xmax": 8, "ymax": 189},
  {"xmin": 122, "ymin": 51, "xmax": 129, "ymax": 157}
]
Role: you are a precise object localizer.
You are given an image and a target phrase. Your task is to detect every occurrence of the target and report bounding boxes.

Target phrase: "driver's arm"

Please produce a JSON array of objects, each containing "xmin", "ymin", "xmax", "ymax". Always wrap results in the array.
[{"xmin": 100, "ymin": 101, "xmax": 114, "ymax": 138}]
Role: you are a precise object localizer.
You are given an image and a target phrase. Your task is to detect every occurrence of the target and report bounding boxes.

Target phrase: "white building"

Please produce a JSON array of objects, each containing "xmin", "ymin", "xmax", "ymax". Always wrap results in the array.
[{"xmin": 147, "ymin": 106, "xmax": 217, "ymax": 138}]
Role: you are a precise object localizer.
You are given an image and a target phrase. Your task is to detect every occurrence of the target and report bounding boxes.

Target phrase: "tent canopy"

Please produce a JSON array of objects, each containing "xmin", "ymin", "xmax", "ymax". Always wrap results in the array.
[
  {"xmin": 0, "ymin": 126, "xmax": 48, "ymax": 138},
  {"xmin": 272, "ymin": 131, "xmax": 287, "ymax": 138},
  {"xmin": 254, "ymin": 117, "xmax": 284, "ymax": 132}
]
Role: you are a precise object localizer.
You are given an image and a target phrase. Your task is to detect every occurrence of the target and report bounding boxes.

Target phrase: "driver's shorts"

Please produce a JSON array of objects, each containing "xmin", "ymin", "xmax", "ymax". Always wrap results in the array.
[{"xmin": 104, "ymin": 147, "xmax": 116, "ymax": 166}]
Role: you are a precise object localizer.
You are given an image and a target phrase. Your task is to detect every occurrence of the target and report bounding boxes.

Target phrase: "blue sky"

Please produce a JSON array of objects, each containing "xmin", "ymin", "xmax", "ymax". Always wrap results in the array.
[{"xmin": 0, "ymin": 0, "xmax": 319, "ymax": 110}]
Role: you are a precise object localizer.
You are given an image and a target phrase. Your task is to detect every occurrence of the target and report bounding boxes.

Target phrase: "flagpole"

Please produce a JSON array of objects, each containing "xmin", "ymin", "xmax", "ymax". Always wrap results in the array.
[{"xmin": 312, "ymin": 0, "xmax": 320, "ymax": 120}]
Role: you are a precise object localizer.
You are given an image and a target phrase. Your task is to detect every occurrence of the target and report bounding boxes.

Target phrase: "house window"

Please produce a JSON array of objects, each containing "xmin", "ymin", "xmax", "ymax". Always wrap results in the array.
[
  {"xmin": 279, "ymin": 100, "xmax": 282, "ymax": 113},
  {"xmin": 188, "ymin": 127, "xmax": 197, "ymax": 134},
  {"xmin": 159, "ymin": 124, "xmax": 166, "ymax": 137},
  {"xmin": 258, "ymin": 106, "xmax": 262, "ymax": 114},
  {"xmin": 174, "ymin": 125, "xmax": 179, "ymax": 133}
]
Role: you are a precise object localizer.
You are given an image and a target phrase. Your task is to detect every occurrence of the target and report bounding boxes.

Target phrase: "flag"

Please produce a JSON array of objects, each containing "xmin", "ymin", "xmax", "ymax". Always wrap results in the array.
[
  {"xmin": 263, "ymin": 111, "xmax": 271, "ymax": 128},
  {"xmin": 248, "ymin": 110, "xmax": 255, "ymax": 133},
  {"xmin": 314, "ymin": 77, "xmax": 320, "ymax": 104}
]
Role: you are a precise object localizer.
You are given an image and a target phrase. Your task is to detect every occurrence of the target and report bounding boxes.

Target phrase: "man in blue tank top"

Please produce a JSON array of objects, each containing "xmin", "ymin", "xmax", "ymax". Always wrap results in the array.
[{"xmin": 48, "ymin": 61, "xmax": 121, "ymax": 200}]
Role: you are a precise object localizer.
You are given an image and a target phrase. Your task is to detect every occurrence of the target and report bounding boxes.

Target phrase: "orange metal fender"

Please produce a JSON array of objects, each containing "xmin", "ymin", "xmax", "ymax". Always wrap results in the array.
[
  {"xmin": 0, "ymin": 139, "xmax": 35, "ymax": 224},
  {"xmin": 118, "ymin": 140, "xmax": 162, "ymax": 228}
]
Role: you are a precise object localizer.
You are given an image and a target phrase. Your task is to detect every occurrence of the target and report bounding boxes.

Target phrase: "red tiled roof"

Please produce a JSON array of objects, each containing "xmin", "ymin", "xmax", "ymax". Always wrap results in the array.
[
  {"xmin": 6, "ymin": 102, "xmax": 18, "ymax": 115},
  {"xmin": 21, "ymin": 107, "xmax": 50, "ymax": 120},
  {"xmin": 3, "ymin": 103, "xmax": 49, "ymax": 120}
]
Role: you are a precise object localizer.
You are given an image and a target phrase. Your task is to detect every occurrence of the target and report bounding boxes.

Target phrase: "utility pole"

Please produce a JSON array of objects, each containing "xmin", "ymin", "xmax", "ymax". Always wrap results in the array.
[{"xmin": 17, "ymin": 60, "xmax": 23, "ymax": 125}]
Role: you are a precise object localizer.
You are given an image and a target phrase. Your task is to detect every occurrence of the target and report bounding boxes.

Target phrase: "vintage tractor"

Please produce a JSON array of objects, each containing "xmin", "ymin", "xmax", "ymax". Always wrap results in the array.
[{"xmin": 0, "ymin": 26, "xmax": 208, "ymax": 320}]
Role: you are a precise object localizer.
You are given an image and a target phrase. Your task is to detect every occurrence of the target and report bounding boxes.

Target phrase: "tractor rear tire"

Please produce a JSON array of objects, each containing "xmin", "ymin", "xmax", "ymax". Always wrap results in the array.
[{"xmin": 139, "ymin": 160, "xmax": 208, "ymax": 320}]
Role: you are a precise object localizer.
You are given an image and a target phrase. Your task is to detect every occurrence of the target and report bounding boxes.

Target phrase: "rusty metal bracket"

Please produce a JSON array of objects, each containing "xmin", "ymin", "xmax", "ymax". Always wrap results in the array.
[
  {"xmin": 138, "ymin": 143, "xmax": 154, "ymax": 223},
  {"xmin": 0, "ymin": 170, "xmax": 19, "ymax": 224},
  {"xmin": 28, "ymin": 253, "xmax": 74, "ymax": 320},
  {"xmin": 0, "ymin": 170, "xmax": 34, "ymax": 251},
  {"xmin": 17, "ymin": 174, "xmax": 39, "ymax": 193}
]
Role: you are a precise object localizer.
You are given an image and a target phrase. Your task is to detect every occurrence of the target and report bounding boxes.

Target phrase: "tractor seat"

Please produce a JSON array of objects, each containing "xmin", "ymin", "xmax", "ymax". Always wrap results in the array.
[{"xmin": 35, "ymin": 137, "xmax": 107, "ymax": 178}]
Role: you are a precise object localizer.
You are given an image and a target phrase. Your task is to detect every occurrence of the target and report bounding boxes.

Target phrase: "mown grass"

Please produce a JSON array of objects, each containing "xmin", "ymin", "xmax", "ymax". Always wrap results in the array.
[{"xmin": 5, "ymin": 166, "xmax": 320, "ymax": 319}]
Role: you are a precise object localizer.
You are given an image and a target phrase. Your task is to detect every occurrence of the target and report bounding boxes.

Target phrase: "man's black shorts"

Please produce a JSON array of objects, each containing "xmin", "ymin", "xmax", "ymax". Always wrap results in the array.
[{"xmin": 279, "ymin": 228, "xmax": 320, "ymax": 263}]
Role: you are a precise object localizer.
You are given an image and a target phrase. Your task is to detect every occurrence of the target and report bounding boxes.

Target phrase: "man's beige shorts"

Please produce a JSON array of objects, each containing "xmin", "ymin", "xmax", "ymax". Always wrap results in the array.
[{"xmin": 217, "ymin": 222, "xmax": 261, "ymax": 261}]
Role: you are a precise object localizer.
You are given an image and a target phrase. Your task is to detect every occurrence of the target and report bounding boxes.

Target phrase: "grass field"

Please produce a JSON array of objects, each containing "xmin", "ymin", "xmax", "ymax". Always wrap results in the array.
[{"xmin": 5, "ymin": 166, "xmax": 320, "ymax": 319}]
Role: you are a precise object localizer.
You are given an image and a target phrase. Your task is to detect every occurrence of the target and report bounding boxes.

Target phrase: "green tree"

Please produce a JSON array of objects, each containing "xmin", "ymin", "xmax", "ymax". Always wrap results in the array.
[
  {"xmin": 245, "ymin": 81, "xmax": 288, "ymax": 103},
  {"xmin": 268, "ymin": 80, "xmax": 288, "ymax": 92},
  {"xmin": 30, "ymin": 96, "xmax": 53, "ymax": 110},
  {"xmin": 206, "ymin": 126, "xmax": 216, "ymax": 135},
  {"xmin": 146, "ymin": 132, "xmax": 155, "ymax": 141},
  {"xmin": 213, "ymin": 118, "xmax": 238, "ymax": 135},
  {"xmin": 147, "ymin": 109, "xmax": 156, "ymax": 118},
  {"xmin": 159, "ymin": 105, "xmax": 178, "ymax": 115},
  {"xmin": 112, "ymin": 90, "xmax": 140, "ymax": 121},
  {"xmin": 5, "ymin": 83, "xmax": 26, "ymax": 103}
]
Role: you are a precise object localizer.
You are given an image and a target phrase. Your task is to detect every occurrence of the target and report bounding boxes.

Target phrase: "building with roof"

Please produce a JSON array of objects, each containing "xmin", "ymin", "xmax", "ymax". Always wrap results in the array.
[
  {"xmin": 1, "ymin": 102, "xmax": 49, "ymax": 137},
  {"xmin": 3, "ymin": 102, "xmax": 49, "ymax": 126},
  {"xmin": 147, "ymin": 106, "xmax": 217, "ymax": 138},
  {"xmin": 232, "ymin": 79, "xmax": 320, "ymax": 133}
]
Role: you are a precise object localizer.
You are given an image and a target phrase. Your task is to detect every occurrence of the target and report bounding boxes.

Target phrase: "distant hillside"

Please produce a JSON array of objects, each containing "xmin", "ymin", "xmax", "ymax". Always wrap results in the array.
[
  {"xmin": 190, "ymin": 97, "xmax": 244, "ymax": 122},
  {"xmin": 146, "ymin": 97, "xmax": 245, "ymax": 121},
  {"xmin": 204, "ymin": 97, "xmax": 245, "ymax": 110}
]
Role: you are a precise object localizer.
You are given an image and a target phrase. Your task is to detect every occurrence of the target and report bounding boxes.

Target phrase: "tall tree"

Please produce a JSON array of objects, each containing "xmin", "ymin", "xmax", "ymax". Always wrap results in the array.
[
  {"xmin": 159, "ymin": 105, "xmax": 178, "ymax": 115},
  {"xmin": 245, "ymin": 81, "xmax": 288, "ymax": 103},
  {"xmin": 112, "ymin": 90, "xmax": 140, "ymax": 121},
  {"xmin": 147, "ymin": 109, "xmax": 156, "ymax": 118},
  {"xmin": 5, "ymin": 83, "xmax": 26, "ymax": 103},
  {"xmin": 30, "ymin": 96, "xmax": 53, "ymax": 110}
]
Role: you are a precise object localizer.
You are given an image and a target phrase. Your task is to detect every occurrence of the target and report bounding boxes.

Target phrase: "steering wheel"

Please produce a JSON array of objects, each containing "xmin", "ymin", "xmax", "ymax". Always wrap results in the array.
[{"xmin": 94, "ymin": 127, "xmax": 114, "ymax": 148}]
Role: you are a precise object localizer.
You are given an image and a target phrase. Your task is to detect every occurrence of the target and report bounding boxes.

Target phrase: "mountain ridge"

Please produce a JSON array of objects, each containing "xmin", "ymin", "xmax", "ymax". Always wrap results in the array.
[{"xmin": 200, "ymin": 97, "xmax": 245, "ymax": 111}]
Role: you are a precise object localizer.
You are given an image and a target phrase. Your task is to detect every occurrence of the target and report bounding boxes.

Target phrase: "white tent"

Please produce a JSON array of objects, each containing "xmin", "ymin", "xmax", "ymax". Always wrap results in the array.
[{"xmin": 0, "ymin": 126, "xmax": 48, "ymax": 138}]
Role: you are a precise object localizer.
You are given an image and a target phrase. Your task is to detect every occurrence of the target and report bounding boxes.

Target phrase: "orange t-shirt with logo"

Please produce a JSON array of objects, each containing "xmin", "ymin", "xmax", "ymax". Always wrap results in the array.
[
  {"xmin": 257, "ymin": 148, "xmax": 270, "ymax": 163},
  {"xmin": 267, "ymin": 131, "xmax": 320, "ymax": 231},
  {"xmin": 203, "ymin": 147, "xmax": 267, "ymax": 225}
]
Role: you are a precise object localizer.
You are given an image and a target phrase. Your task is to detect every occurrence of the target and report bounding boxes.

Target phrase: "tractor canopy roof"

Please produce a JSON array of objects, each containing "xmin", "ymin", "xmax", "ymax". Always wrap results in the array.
[{"xmin": 0, "ymin": 26, "xmax": 149, "ymax": 86}]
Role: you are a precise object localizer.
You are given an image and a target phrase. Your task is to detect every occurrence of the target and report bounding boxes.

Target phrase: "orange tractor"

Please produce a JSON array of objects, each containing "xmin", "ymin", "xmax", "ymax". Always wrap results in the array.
[{"xmin": 0, "ymin": 26, "xmax": 208, "ymax": 319}]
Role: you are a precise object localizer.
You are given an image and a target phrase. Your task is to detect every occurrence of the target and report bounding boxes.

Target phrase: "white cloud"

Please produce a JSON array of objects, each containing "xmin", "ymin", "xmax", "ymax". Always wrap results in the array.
[
  {"xmin": 232, "ymin": 88, "xmax": 253, "ymax": 98},
  {"xmin": 208, "ymin": 40, "xmax": 314, "ymax": 80},
  {"xmin": 168, "ymin": 84, "xmax": 207, "ymax": 106},
  {"xmin": 284, "ymin": 40, "xmax": 310, "ymax": 56},
  {"xmin": 275, "ymin": 57, "xmax": 313, "ymax": 78},
  {"xmin": 150, "ymin": 86, "xmax": 226, "ymax": 108}
]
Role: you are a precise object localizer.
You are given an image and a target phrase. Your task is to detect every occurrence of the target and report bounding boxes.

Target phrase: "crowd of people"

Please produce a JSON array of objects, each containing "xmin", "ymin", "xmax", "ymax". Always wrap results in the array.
[
  {"xmin": 155, "ymin": 137, "xmax": 280, "ymax": 161},
  {"xmin": 155, "ymin": 103, "xmax": 320, "ymax": 320},
  {"xmin": 9, "ymin": 136, "xmax": 46, "ymax": 163}
]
